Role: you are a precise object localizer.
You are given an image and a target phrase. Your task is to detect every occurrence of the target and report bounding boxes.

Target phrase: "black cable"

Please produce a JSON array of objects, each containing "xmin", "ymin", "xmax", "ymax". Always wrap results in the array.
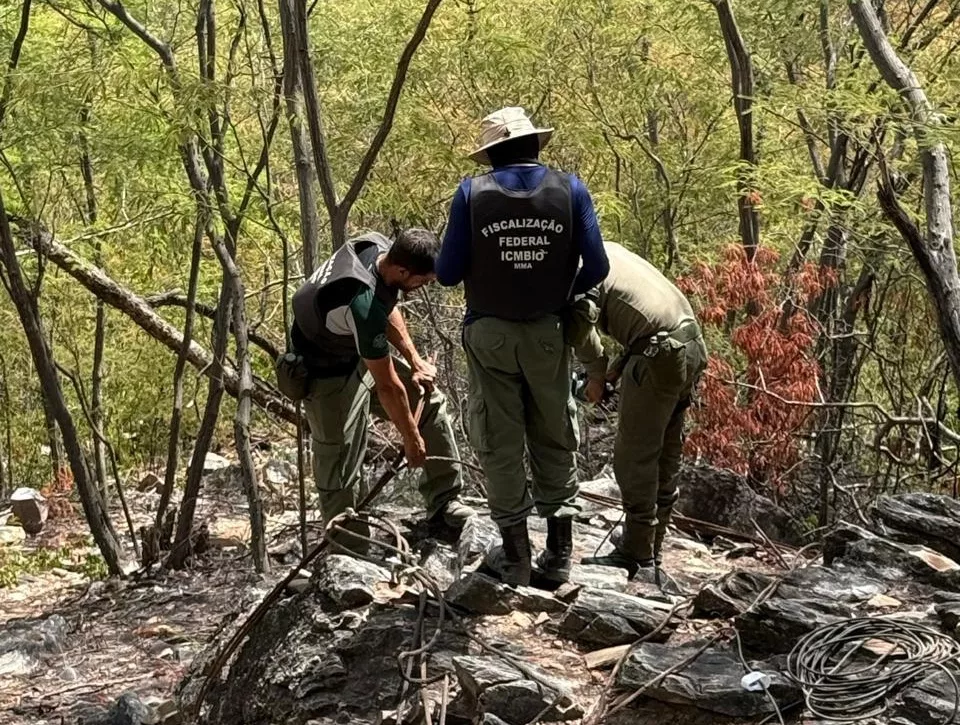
[{"xmin": 786, "ymin": 617, "xmax": 960, "ymax": 723}]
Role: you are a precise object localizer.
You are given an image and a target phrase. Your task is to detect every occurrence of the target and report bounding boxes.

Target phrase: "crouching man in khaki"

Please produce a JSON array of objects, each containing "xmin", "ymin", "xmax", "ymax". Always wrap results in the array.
[
  {"xmin": 290, "ymin": 229, "xmax": 475, "ymax": 551},
  {"xmin": 573, "ymin": 242, "xmax": 707, "ymax": 577}
]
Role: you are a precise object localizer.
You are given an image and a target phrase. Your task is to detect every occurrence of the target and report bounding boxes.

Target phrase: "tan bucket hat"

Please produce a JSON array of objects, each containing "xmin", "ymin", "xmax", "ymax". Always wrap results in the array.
[{"xmin": 469, "ymin": 106, "xmax": 554, "ymax": 165}]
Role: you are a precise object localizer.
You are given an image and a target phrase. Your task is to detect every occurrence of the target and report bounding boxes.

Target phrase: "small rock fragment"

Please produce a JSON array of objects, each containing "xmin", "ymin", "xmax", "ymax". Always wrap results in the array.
[
  {"xmin": 202, "ymin": 452, "xmax": 231, "ymax": 473},
  {"xmin": 315, "ymin": 555, "xmax": 390, "ymax": 609},
  {"xmin": 137, "ymin": 473, "xmax": 162, "ymax": 493},
  {"xmin": 866, "ymin": 593, "xmax": 902, "ymax": 609}
]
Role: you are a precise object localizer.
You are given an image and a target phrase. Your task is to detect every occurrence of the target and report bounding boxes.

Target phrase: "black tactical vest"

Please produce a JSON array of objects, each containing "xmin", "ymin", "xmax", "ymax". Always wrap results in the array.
[
  {"xmin": 291, "ymin": 232, "xmax": 396, "ymax": 374},
  {"xmin": 466, "ymin": 168, "xmax": 576, "ymax": 321}
]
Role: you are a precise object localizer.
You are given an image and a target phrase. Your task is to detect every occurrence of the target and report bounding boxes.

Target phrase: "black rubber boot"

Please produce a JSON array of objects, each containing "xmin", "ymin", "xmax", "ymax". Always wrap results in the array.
[
  {"xmin": 484, "ymin": 521, "xmax": 532, "ymax": 586},
  {"xmin": 535, "ymin": 517, "xmax": 573, "ymax": 584},
  {"xmin": 582, "ymin": 522, "xmax": 655, "ymax": 580},
  {"xmin": 653, "ymin": 504, "xmax": 673, "ymax": 566}
]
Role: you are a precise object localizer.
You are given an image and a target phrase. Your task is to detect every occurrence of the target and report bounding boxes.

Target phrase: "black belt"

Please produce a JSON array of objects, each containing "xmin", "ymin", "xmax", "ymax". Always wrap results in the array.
[{"xmin": 629, "ymin": 319, "xmax": 701, "ymax": 357}]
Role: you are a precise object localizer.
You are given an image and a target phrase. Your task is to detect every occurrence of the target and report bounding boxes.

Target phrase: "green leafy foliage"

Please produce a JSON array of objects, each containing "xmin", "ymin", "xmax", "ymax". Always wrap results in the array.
[{"xmin": 0, "ymin": 0, "xmax": 958, "ymax": 519}]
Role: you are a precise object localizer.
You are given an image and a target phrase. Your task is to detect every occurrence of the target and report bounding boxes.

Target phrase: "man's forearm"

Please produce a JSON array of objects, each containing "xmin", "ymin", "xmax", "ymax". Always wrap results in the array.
[
  {"xmin": 377, "ymin": 381, "xmax": 420, "ymax": 441},
  {"xmin": 386, "ymin": 308, "xmax": 421, "ymax": 366}
]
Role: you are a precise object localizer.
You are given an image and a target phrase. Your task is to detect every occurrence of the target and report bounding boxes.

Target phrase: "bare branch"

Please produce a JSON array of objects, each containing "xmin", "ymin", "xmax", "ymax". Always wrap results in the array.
[{"xmin": 340, "ymin": 0, "xmax": 443, "ymax": 216}]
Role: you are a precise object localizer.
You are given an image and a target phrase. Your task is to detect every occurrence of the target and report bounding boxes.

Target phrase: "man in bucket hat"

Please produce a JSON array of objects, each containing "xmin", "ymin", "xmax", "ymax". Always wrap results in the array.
[{"xmin": 436, "ymin": 106, "xmax": 609, "ymax": 587}]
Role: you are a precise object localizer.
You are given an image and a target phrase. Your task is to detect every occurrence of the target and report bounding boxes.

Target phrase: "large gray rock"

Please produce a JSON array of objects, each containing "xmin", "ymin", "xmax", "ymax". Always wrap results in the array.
[
  {"xmin": 419, "ymin": 541, "xmax": 459, "ymax": 591},
  {"xmin": 777, "ymin": 565, "xmax": 888, "ymax": 603},
  {"xmin": 559, "ymin": 587, "xmax": 675, "ymax": 647},
  {"xmin": 0, "ymin": 614, "xmax": 67, "ymax": 675},
  {"xmin": 458, "ymin": 515, "xmax": 500, "ymax": 569},
  {"xmin": 446, "ymin": 573, "xmax": 565, "ymax": 616},
  {"xmin": 675, "ymin": 465, "xmax": 803, "ymax": 544},
  {"xmin": 617, "ymin": 642, "xmax": 800, "ymax": 717},
  {"xmin": 315, "ymin": 555, "xmax": 391, "ymax": 609},
  {"xmin": 835, "ymin": 536, "xmax": 960, "ymax": 591},
  {"xmin": 894, "ymin": 671, "xmax": 960, "ymax": 725},
  {"xmin": 202, "ymin": 452, "xmax": 231, "ymax": 473},
  {"xmin": 692, "ymin": 571, "xmax": 773, "ymax": 618},
  {"xmin": 566, "ymin": 563, "xmax": 629, "ymax": 591},
  {"xmin": 736, "ymin": 598, "xmax": 855, "ymax": 654},
  {"xmin": 10, "ymin": 487, "xmax": 48, "ymax": 535},
  {"xmin": 873, "ymin": 493, "xmax": 960, "ymax": 561},
  {"xmin": 453, "ymin": 655, "xmax": 578, "ymax": 724},
  {"xmin": 447, "ymin": 573, "xmax": 514, "ymax": 615},
  {"xmin": 935, "ymin": 601, "xmax": 960, "ymax": 636},
  {"xmin": 184, "ymin": 597, "xmax": 467, "ymax": 724}
]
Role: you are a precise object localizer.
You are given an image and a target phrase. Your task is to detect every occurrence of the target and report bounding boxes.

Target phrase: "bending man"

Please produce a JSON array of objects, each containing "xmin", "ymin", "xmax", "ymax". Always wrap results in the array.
[
  {"xmin": 290, "ymin": 229, "xmax": 475, "ymax": 549},
  {"xmin": 575, "ymin": 242, "xmax": 707, "ymax": 577}
]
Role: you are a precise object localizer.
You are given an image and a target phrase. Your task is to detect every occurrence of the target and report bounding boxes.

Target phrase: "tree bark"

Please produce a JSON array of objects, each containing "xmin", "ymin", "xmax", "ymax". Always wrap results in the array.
[
  {"xmin": 0, "ymin": 350, "xmax": 10, "ymax": 498},
  {"xmin": 711, "ymin": 0, "xmax": 760, "ymax": 260},
  {"xmin": 155, "ymin": 218, "xmax": 204, "ymax": 533},
  {"xmin": 852, "ymin": 0, "xmax": 960, "ymax": 392},
  {"xmin": 80, "ymin": 93, "xmax": 110, "ymax": 505},
  {"xmin": 0, "ymin": 197, "xmax": 124, "ymax": 575},
  {"xmin": 166, "ymin": 277, "xmax": 231, "ymax": 570},
  {"xmin": 278, "ymin": 0, "xmax": 320, "ymax": 274}
]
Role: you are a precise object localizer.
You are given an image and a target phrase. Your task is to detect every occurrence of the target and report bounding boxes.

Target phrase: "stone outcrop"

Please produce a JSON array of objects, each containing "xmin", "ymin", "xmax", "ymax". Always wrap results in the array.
[{"xmin": 177, "ymin": 490, "xmax": 960, "ymax": 725}]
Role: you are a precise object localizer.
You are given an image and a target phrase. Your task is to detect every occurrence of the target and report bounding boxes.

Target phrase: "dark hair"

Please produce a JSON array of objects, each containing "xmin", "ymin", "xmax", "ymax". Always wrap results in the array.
[
  {"xmin": 386, "ymin": 228, "xmax": 440, "ymax": 275},
  {"xmin": 486, "ymin": 135, "xmax": 541, "ymax": 168}
]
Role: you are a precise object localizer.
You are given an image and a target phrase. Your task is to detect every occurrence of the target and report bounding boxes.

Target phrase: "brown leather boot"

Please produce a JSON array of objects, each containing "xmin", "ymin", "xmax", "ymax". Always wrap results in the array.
[{"xmin": 484, "ymin": 521, "xmax": 532, "ymax": 586}]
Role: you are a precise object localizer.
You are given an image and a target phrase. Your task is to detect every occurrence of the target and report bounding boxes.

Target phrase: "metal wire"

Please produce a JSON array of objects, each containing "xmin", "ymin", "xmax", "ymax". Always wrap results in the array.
[{"xmin": 786, "ymin": 617, "xmax": 960, "ymax": 723}]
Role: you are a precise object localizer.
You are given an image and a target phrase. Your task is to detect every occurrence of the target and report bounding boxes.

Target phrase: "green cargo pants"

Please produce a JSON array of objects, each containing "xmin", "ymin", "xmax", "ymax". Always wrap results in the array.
[
  {"xmin": 615, "ymin": 326, "xmax": 708, "ymax": 560},
  {"xmin": 464, "ymin": 315, "xmax": 581, "ymax": 527},
  {"xmin": 302, "ymin": 357, "xmax": 462, "ymax": 535}
]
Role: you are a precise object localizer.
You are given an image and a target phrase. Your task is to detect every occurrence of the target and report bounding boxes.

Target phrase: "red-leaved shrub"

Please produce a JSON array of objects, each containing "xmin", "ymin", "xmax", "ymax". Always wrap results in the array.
[{"xmin": 678, "ymin": 244, "xmax": 836, "ymax": 483}]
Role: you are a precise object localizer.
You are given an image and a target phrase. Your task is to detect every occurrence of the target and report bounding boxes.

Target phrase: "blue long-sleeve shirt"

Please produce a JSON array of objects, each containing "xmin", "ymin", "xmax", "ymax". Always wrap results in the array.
[{"xmin": 437, "ymin": 165, "xmax": 609, "ymax": 311}]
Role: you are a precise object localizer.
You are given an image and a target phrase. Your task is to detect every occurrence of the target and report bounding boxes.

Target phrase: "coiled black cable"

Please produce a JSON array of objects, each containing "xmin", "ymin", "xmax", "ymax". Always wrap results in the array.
[{"xmin": 786, "ymin": 617, "xmax": 960, "ymax": 722}]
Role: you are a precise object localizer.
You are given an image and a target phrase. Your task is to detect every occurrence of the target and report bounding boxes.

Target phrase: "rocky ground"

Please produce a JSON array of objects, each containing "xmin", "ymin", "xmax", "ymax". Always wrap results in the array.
[{"xmin": 4, "ymin": 456, "xmax": 960, "ymax": 725}]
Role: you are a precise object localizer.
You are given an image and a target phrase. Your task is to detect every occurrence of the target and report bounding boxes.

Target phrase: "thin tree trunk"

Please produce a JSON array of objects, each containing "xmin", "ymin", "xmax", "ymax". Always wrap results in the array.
[
  {"xmin": 0, "ymin": 366, "xmax": 5, "ymax": 494},
  {"xmin": 289, "ymin": 0, "xmax": 339, "ymax": 246},
  {"xmin": 0, "ymin": 349, "xmax": 11, "ymax": 498},
  {"xmin": 0, "ymin": 197, "xmax": 124, "ymax": 575},
  {"xmin": 41, "ymin": 389, "xmax": 65, "ymax": 480},
  {"xmin": 155, "ymin": 217, "xmax": 204, "ymax": 532},
  {"xmin": 645, "ymin": 109, "xmax": 678, "ymax": 268},
  {"xmin": 278, "ymin": 0, "xmax": 320, "ymax": 274},
  {"xmin": 712, "ymin": 0, "xmax": 760, "ymax": 260},
  {"xmin": 57, "ymin": 362, "xmax": 140, "ymax": 560},
  {"xmin": 212, "ymin": 235, "xmax": 269, "ymax": 572},
  {"xmin": 852, "ymin": 0, "xmax": 960, "ymax": 390},
  {"xmin": 166, "ymin": 276, "xmax": 232, "ymax": 570},
  {"xmin": 80, "ymin": 97, "xmax": 109, "ymax": 505},
  {"xmin": 195, "ymin": 0, "xmax": 268, "ymax": 572},
  {"xmin": 815, "ymin": 267, "xmax": 875, "ymax": 526},
  {"xmin": 291, "ymin": 0, "xmax": 444, "ymax": 249}
]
